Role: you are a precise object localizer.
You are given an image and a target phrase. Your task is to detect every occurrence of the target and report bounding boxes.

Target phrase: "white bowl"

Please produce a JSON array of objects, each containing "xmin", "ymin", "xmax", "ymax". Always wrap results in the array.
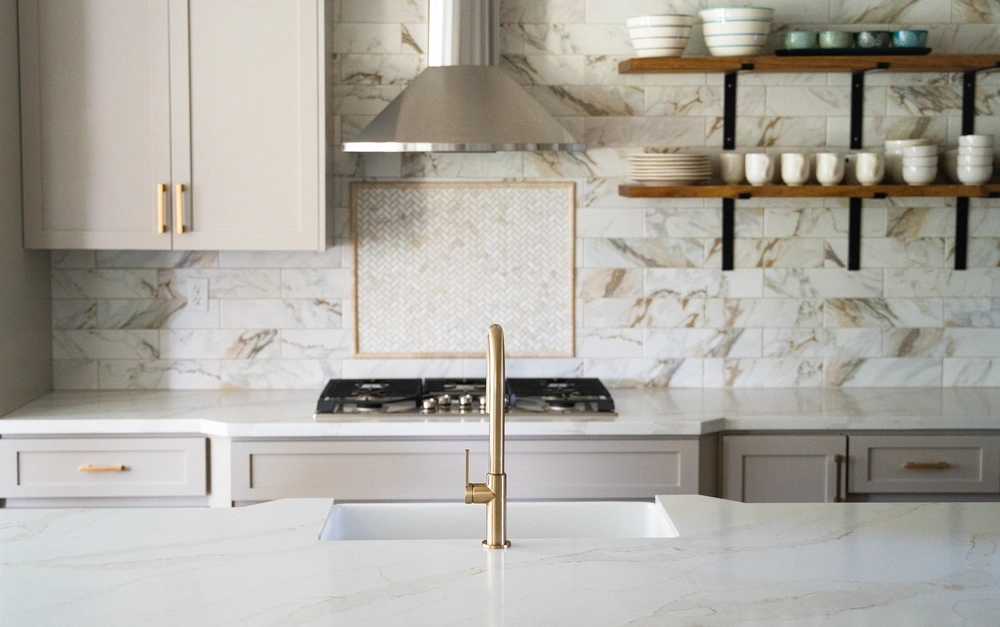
[
  {"xmin": 706, "ymin": 44, "xmax": 766, "ymax": 57},
  {"xmin": 884, "ymin": 138, "xmax": 931, "ymax": 151},
  {"xmin": 957, "ymin": 154, "xmax": 992, "ymax": 167},
  {"xmin": 626, "ymin": 15, "xmax": 694, "ymax": 28},
  {"xmin": 699, "ymin": 7, "xmax": 775, "ymax": 21},
  {"xmin": 903, "ymin": 156, "xmax": 938, "ymax": 167},
  {"xmin": 631, "ymin": 37, "xmax": 690, "ymax": 50},
  {"xmin": 902, "ymin": 164, "xmax": 938, "ymax": 185},
  {"xmin": 902, "ymin": 144, "xmax": 937, "ymax": 157},
  {"xmin": 959, "ymin": 145, "xmax": 993, "ymax": 157},
  {"xmin": 702, "ymin": 21, "xmax": 772, "ymax": 36},
  {"xmin": 957, "ymin": 164, "xmax": 993, "ymax": 185},
  {"xmin": 634, "ymin": 48, "xmax": 685, "ymax": 57},
  {"xmin": 959, "ymin": 134, "xmax": 995, "ymax": 147},
  {"xmin": 629, "ymin": 25, "xmax": 692, "ymax": 39},
  {"xmin": 703, "ymin": 33, "xmax": 768, "ymax": 46}
]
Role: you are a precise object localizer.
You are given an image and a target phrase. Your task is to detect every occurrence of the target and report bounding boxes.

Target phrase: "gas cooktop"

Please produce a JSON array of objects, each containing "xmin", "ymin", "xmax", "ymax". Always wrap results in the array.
[{"xmin": 314, "ymin": 378, "xmax": 616, "ymax": 419}]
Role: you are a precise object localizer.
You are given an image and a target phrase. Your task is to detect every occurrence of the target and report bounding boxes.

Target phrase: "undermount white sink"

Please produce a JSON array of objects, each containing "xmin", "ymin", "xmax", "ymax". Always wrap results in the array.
[{"xmin": 319, "ymin": 501, "xmax": 678, "ymax": 541}]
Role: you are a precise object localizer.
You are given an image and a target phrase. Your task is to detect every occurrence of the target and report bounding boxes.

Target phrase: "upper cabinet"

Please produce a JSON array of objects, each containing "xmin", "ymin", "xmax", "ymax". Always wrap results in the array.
[{"xmin": 19, "ymin": 0, "xmax": 326, "ymax": 251}]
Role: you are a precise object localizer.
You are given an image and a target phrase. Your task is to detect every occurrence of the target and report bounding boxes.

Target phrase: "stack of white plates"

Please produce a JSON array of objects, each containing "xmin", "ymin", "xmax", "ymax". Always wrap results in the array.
[
  {"xmin": 699, "ymin": 7, "xmax": 774, "ymax": 57},
  {"xmin": 628, "ymin": 153, "xmax": 711, "ymax": 184},
  {"xmin": 627, "ymin": 15, "xmax": 694, "ymax": 58}
]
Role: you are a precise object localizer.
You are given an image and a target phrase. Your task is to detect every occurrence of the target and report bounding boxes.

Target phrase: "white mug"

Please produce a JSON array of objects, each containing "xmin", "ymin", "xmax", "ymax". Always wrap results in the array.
[
  {"xmin": 720, "ymin": 152, "xmax": 745, "ymax": 184},
  {"xmin": 780, "ymin": 153, "xmax": 810, "ymax": 186},
  {"xmin": 855, "ymin": 152, "xmax": 884, "ymax": 186},
  {"xmin": 815, "ymin": 152, "xmax": 845, "ymax": 186},
  {"xmin": 745, "ymin": 153, "xmax": 774, "ymax": 186}
]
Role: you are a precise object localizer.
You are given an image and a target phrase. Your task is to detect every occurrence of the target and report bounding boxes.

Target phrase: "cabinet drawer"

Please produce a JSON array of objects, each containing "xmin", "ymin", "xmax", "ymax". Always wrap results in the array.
[
  {"xmin": 849, "ymin": 435, "xmax": 1000, "ymax": 494},
  {"xmin": 0, "ymin": 437, "xmax": 207, "ymax": 498},
  {"xmin": 231, "ymin": 438, "xmax": 699, "ymax": 501}
]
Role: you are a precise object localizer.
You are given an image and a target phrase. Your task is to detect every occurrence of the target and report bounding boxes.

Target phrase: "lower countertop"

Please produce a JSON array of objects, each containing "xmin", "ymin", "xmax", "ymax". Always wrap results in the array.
[
  {"xmin": 0, "ymin": 496, "xmax": 997, "ymax": 626},
  {"xmin": 1, "ymin": 387, "xmax": 999, "ymax": 437}
]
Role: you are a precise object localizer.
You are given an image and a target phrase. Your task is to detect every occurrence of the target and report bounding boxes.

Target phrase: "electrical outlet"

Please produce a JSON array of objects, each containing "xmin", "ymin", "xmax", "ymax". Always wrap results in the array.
[{"xmin": 188, "ymin": 278, "xmax": 209, "ymax": 313}]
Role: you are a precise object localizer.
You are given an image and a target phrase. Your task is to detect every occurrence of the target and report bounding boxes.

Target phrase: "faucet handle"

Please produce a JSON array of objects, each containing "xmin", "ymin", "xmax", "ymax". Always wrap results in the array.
[{"xmin": 464, "ymin": 449, "xmax": 473, "ymax": 504}]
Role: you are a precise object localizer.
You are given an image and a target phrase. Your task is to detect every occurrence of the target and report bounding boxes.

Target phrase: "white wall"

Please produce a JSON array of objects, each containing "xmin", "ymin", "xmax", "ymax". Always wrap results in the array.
[{"xmin": 0, "ymin": 0, "xmax": 52, "ymax": 414}]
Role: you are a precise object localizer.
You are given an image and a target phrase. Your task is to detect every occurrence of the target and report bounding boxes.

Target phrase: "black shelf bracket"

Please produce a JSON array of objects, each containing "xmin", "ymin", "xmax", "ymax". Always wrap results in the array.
[
  {"xmin": 848, "ymin": 198, "xmax": 862, "ymax": 271},
  {"xmin": 723, "ymin": 71, "xmax": 738, "ymax": 150},
  {"xmin": 722, "ymin": 198, "xmax": 735, "ymax": 271},
  {"xmin": 955, "ymin": 197, "xmax": 969, "ymax": 271},
  {"xmin": 956, "ymin": 70, "xmax": 978, "ymax": 270},
  {"xmin": 720, "ymin": 71, "xmax": 739, "ymax": 271},
  {"xmin": 850, "ymin": 70, "xmax": 865, "ymax": 150}
]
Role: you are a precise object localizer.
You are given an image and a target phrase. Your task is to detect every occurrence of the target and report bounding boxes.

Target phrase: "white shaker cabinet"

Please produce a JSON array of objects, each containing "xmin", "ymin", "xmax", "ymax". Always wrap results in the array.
[{"xmin": 19, "ymin": 0, "xmax": 325, "ymax": 251}]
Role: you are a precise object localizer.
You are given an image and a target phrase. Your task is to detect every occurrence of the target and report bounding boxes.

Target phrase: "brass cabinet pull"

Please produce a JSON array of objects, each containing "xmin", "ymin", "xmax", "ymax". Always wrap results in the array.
[
  {"xmin": 903, "ymin": 461, "xmax": 951, "ymax": 470},
  {"xmin": 175, "ymin": 183, "xmax": 186, "ymax": 234},
  {"xmin": 826, "ymin": 453, "xmax": 845, "ymax": 502},
  {"xmin": 157, "ymin": 183, "xmax": 168, "ymax": 233},
  {"xmin": 78, "ymin": 464, "xmax": 127, "ymax": 473}
]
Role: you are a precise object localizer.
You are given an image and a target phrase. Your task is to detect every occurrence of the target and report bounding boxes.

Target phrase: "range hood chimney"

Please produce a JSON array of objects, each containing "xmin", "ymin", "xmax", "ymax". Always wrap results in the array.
[{"xmin": 341, "ymin": 0, "xmax": 585, "ymax": 153}]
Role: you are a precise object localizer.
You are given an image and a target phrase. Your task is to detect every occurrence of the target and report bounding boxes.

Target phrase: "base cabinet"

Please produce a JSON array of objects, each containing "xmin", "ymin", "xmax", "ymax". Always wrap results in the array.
[
  {"xmin": 230, "ymin": 438, "xmax": 706, "ymax": 502},
  {"xmin": 722, "ymin": 435, "xmax": 847, "ymax": 503}
]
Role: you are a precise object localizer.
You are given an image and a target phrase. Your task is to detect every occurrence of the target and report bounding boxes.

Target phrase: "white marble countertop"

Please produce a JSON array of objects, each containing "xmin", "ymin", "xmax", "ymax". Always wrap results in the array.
[
  {"xmin": 0, "ymin": 496, "xmax": 997, "ymax": 626},
  {"xmin": 1, "ymin": 388, "xmax": 999, "ymax": 437}
]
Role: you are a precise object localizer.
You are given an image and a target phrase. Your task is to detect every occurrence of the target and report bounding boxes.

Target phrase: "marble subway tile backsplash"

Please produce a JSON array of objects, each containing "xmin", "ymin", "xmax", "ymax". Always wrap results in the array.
[{"xmin": 50, "ymin": 0, "xmax": 1000, "ymax": 389}]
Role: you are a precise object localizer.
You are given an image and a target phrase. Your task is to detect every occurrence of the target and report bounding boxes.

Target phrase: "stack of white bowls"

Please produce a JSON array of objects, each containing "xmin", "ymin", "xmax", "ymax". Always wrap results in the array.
[
  {"xmin": 901, "ymin": 144, "xmax": 938, "ymax": 185},
  {"xmin": 698, "ymin": 7, "xmax": 774, "ymax": 57},
  {"xmin": 956, "ymin": 134, "xmax": 994, "ymax": 185},
  {"xmin": 628, "ymin": 153, "xmax": 711, "ymax": 185},
  {"xmin": 627, "ymin": 15, "xmax": 694, "ymax": 58},
  {"xmin": 884, "ymin": 138, "xmax": 931, "ymax": 184}
]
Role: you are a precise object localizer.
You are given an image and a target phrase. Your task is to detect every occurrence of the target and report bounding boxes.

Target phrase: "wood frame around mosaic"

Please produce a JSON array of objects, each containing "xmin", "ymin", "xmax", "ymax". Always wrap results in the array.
[{"xmin": 350, "ymin": 181, "xmax": 576, "ymax": 359}]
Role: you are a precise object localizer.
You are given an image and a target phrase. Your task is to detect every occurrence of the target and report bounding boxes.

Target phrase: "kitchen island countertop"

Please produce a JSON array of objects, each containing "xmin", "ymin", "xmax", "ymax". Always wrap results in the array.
[
  {"xmin": 1, "ymin": 387, "xmax": 999, "ymax": 436},
  {"xmin": 0, "ymin": 495, "xmax": 997, "ymax": 626}
]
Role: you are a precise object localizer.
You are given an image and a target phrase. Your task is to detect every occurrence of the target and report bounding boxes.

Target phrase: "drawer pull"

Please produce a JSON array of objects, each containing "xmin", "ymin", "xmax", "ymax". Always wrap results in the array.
[
  {"xmin": 903, "ymin": 461, "xmax": 951, "ymax": 470},
  {"xmin": 78, "ymin": 464, "xmax": 127, "ymax": 473}
]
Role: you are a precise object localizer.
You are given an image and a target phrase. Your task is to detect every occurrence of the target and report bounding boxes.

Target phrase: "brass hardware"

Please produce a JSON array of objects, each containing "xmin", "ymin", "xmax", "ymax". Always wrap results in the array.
[
  {"xmin": 826, "ymin": 454, "xmax": 845, "ymax": 503},
  {"xmin": 903, "ymin": 461, "xmax": 951, "ymax": 470},
  {"xmin": 463, "ymin": 325, "xmax": 510, "ymax": 549},
  {"xmin": 157, "ymin": 183, "xmax": 167, "ymax": 233},
  {"xmin": 78, "ymin": 464, "xmax": 126, "ymax": 473},
  {"xmin": 175, "ymin": 183, "xmax": 186, "ymax": 234}
]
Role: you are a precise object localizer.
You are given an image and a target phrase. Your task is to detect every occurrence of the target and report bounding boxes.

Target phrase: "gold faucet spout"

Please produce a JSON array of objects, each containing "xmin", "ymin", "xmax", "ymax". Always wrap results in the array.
[{"xmin": 463, "ymin": 324, "xmax": 510, "ymax": 549}]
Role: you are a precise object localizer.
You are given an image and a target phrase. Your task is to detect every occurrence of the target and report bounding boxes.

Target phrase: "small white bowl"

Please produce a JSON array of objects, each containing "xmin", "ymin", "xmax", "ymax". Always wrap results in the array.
[
  {"xmin": 629, "ymin": 25, "xmax": 692, "ymax": 39},
  {"xmin": 957, "ymin": 154, "xmax": 992, "ymax": 167},
  {"xmin": 902, "ymin": 164, "xmax": 938, "ymax": 185},
  {"xmin": 626, "ymin": 15, "xmax": 694, "ymax": 28},
  {"xmin": 634, "ymin": 48, "xmax": 685, "ymax": 57},
  {"xmin": 703, "ymin": 33, "xmax": 768, "ymax": 46},
  {"xmin": 631, "ymin": 37, "xmax": 689, "ymax": 50},
  {"xmin": 699, "ymin": 7, "xmax": 775, "ymax": 21},
  {"xmin": 702, "ymin": 21, "xmax": 772, "ymax": 36},
  {"xmin": 884, "ymin": 138, "xmax": 931, "ymax": 151},
  {"xmin": 957, "ymin": 164, "xmax": 993, "ymax": 185},
  {"xmin": 959, "ymin": 134, "xmax": 995, "ymax": 147},
  {"xmin": 903, "ymin": 156, "xmax": 938, "ymax": 167},
  {"xmin": 706, "ymin": 44, "xmax": 767, "ymax": 57},
  {"xmin": 902, "ymin": 144, "xmax": 937, "ymax": 157},
  {"xmin": 959, "ymin": 145, "xmax": 993, "ymax": 157}
]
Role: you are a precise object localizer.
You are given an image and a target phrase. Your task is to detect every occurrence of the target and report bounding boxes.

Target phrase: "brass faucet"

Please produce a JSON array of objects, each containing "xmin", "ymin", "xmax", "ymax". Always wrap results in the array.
[{"xmin": 464, "ymin": 324, "xmax": 510, "ymax": 549}]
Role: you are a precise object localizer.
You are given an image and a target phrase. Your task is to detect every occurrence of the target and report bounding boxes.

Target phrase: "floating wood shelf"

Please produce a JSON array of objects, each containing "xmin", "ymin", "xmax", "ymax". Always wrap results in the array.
[
  {"xmin": 618, "ymin": 54, "xmax": 1000, "ymax": 74},
  {"xmin": 619, "ymin": 183, "xmax": 1000, "ymax": 199}
]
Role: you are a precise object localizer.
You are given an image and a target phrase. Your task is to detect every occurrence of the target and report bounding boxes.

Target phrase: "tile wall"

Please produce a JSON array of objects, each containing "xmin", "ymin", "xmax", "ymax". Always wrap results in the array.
[{"xmin": 51, "ymin": 0, "xmax": 1000, "ymax": 389}]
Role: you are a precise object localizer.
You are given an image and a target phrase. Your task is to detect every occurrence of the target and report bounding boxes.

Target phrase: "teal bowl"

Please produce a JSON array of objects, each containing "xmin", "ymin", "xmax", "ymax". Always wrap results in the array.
[
  {"xmin": 783, "ymin": 31, "xmax": 817, "ymax": 49},
  {"xmin": 893, "ymin": 30, "xmax": 928, "ymax": 48},
  {"xmin": 819, "ymin": 30, "xmax": 853, "ymax": 49}
]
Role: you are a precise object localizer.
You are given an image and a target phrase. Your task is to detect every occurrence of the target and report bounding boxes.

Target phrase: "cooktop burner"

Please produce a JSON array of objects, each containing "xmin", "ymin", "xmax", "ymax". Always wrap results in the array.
[{"xmin": 315, "ymin": 378, "xmax": 615, "ymax": 417}]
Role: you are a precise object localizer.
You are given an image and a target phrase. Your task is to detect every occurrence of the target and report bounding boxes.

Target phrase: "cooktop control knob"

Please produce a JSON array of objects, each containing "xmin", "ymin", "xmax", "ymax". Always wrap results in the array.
[
  {"xmin": 421, "ymin": 398, "xmax": 438, "ymax": 412},
  {"xmin": 458, "ymin": 394, "xmax": 473, "ymax": 407},
  {"xmin": 437, "ymin": 394, "xmax": 452, "ymax": 407}
]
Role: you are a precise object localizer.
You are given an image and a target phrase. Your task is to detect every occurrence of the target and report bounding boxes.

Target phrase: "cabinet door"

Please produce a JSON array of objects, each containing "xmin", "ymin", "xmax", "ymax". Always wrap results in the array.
[
  {"xmin": 20, "ymin": 0, "xmax": 173, "ymax": 249},
  {"xmin": 168, "ymin": 0, "xmax": 324, "ymax": 250},
  {"xmin": 723, "ymin": 435, "xmax": 847, "ymax": 503},
  {"xmin": 850, "ymin": 435, "xmax": 1000, "ymax": 494}
]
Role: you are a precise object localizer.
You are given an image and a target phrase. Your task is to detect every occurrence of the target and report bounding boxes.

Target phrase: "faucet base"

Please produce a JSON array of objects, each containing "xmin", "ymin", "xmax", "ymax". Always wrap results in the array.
[{"xmin": 483, "ymin": 540, "xmax": 511, "ymax": 550}]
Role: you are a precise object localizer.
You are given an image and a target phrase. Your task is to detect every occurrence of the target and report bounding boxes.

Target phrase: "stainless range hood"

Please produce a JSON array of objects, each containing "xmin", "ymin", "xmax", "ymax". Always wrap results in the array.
[{"xmin": 341, "ymin": 0, "xmax": 585, "ymax": 153}]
